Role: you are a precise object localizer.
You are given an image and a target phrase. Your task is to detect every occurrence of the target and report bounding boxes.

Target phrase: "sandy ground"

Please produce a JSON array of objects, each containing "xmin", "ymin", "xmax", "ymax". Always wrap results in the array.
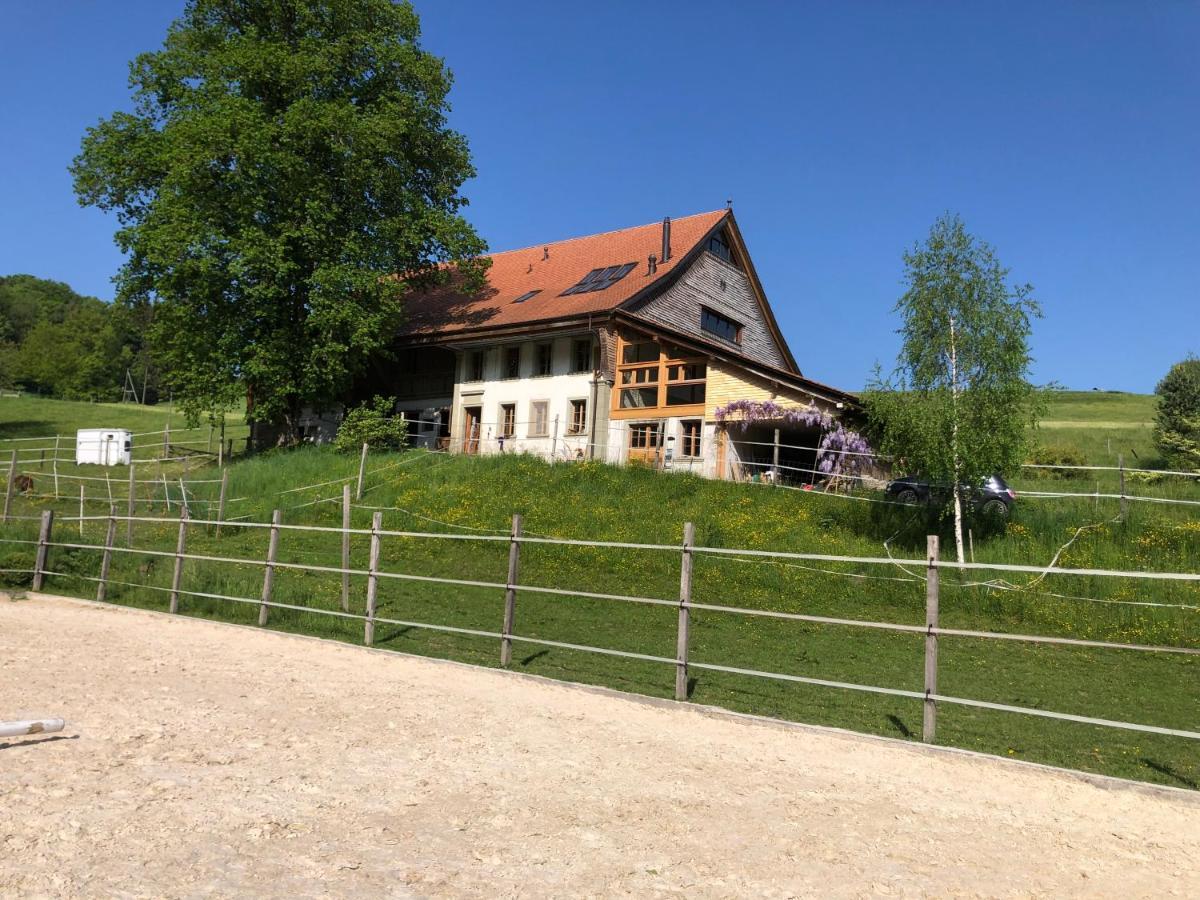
[{"xmin": 2, "ymin": 595, "xmax": 1199, "ymax": 899}]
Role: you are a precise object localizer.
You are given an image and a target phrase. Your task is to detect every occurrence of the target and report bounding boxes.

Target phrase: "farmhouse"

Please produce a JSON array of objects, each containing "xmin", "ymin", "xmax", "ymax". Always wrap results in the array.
[{"xmin": 349, "ymin": 209, "xmax": 858, "ymax": 480}]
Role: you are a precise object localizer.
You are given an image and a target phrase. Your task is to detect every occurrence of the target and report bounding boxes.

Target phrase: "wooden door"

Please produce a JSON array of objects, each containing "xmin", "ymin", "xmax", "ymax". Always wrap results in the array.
[
  {"xmin": 463, "ymin": 406, "xmax": 482, "ymax": 455},
  {"xmin": 627, "ymin": 422, "xmax": 662, "ymax": 466}
]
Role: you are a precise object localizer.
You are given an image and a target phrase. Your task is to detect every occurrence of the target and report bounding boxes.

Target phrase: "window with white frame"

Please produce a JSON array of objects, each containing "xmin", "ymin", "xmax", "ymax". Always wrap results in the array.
[
  {"xmin": 466, "ymin": 350, "xmax": 485, "ymax": 382},
  {"xmin": 535, "ymin": 342, "xmax": 553, "ymax": 376},
  {"xmin": 502, "ymin": 346, "xmax": 521, "ymax": 379},
  {"xmin": 530, "ymin": 401, "xmax": 549, "ymax": 436},
  {"xmin": 568, "ymin": 398, "xmax": 587, "ymax": 434},
  {"xmin": 570, "ymin": 338, "xmax": 592, "ymax": 374}
]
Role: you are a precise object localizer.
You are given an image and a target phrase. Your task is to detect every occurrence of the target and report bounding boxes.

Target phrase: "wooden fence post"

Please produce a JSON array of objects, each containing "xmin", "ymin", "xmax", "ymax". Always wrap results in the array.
[
  {"xmin": 78, "ymin": 484, "xmax": 85, "ymax": 537},
  {"xmin": 162, "ymin": 424, "xmax": 170, "ymax": 460},
  {"xmin": 52, "ymin": 457, "xmax": 59, "ymax": 500},
  {"xmin": 96, "ymin": 506, "xmax": 118, "ymax": 603},
  {"xmin": 341, "ymin": 483, "xmax": 351, "ymax": 612},
  {"xmin": 39, "ymin": 448, "xmax": 45, "ymax": 470},
  {"xmin": 500, "ymin": 513, "xmax": 523, "ymax": 666},
  {"xmin": 126, "ymin": 464, "xmax": 136, "ymax": 546},
  {"xmin": 161, "ymin": 472, "xmax": 171, "ymax": 512},
  {"xmin": 675, "ymin": 521, "xmax": 695, "ymax": 701},
  {"xmin": 258, "ymin": 509, "xmax": 281, "ymax": 626},
  {"xmin": 169, "ymin": 508, "xmax": 189, "ymax": 614},
  {"xmin": 1119, "ymin": 453, "xmax": 1127, "ymax": 520},
  {"xmin": 178, "ymin": 476, "xmax": 190, "ymax": 518},
  {"xmin": 207, "ymin": 425, "xmax": 213, "ymax": 454},
  {"xmin": 551, "ymin": 415, "xmax": 559, "ymax": 460},
  {"xmin": 356, "ymin": 442, "xmax": 369, "ymax": 500},
  {"xmin": 364, "ymin": 511, "xmax": 383, "ymax": 645},
  {"xmin": 215, "ymin": 468, "xmax": 229, "ymax": 538},
  {"xmin": 923, "ymin": 534, "xmax": 940, "ymax": 743},
  {"xmin": 32, "ymin": 509, "xmax": 54, "ymax": 591},
  {"xmin": 2, "ymin": 449, "xmax": 16, "ymax": 523},
  {"xmin": 772, "ymin": 428, "xmax": 781, "ymax": 480}
]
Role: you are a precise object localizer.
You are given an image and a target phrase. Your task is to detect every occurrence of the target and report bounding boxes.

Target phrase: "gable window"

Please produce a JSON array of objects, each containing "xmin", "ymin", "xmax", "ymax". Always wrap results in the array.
[
  {"xmin": 512, "ymin": 290, "xmax": 541, "ymax": 304},
  {"xmin": 561, "ymin": 262, "xmax": 637, "ymax": 296},
  {"xmin": 504, "ymin": 346, "xmax": 521, "ymax": 379},
  {"xmin": 530, "ymin": 401, "xmax": 549, "ymax": 437},
  {"xmin": 681, "ymin": 420, "xmax": 702, "ymax": 457},
  {"xmin": 707, "ymin": 231, "xmax": 732, "ymax": 263},
  {"xmin": 535, "ymin": 342, "xmax": 553, "ymax": 376},
  {"xmin": 500, "ymin": 403, "xmax": 516, "ymax": 438},
  {"xmin": 700, "ymin": 307, "xmax": 742, "ymax": 344},
  {"xmin": 568, "ymin": 398, "xmax": 587, "ymax": 434},
  {"xmin": 571, "ymin": 338, "xmax": 592, "ymax": 374},
  {"xmin": 466, "ymin": 350, "xmax": 485, "ymax": 382}
]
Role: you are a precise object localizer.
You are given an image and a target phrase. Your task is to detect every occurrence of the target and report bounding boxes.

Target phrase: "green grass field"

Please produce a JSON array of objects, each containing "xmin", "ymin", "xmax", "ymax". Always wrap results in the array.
[
  {"xmin": 1, "ymin": 391, "xmax": 1197, "ymax": 789},
  {"xmin": 1035, "ymin": 390, "xmax": 1159, "ymax": 462}
]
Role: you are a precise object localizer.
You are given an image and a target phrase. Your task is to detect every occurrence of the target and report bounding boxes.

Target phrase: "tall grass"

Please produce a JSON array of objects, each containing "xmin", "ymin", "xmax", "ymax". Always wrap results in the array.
[{"xmin": 1, "ymin": 394, "xmax": 1197, "ymax": 788}]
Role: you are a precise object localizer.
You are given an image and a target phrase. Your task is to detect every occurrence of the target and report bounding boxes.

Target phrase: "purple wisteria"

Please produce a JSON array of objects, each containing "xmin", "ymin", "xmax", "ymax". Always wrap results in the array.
[{"xmin": 713, "ymin": 399, "xmax": 874, "ymax": 482}]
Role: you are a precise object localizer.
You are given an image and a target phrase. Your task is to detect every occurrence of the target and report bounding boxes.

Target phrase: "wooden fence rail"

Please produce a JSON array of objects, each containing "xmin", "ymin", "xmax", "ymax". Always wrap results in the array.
[{"xmin": 16, "ymin": 510, "xmax": 1200, "ymax": 745}]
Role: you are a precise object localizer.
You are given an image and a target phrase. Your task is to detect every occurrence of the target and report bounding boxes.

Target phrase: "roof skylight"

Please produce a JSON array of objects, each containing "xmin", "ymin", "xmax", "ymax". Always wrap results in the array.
[
  {"xmin": 512, "ymin": 290, "xmax": 541, "ymax": 304},
  {"xmin": 560, "ymin": 262, "xmax": 636, "ymax": 296}
]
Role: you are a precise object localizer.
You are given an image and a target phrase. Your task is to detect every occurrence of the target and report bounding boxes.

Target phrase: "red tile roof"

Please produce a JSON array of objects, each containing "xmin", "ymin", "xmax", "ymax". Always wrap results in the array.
[{"xmin": 399, "ymin": 209, "xmax": 729, "ymax": 337}]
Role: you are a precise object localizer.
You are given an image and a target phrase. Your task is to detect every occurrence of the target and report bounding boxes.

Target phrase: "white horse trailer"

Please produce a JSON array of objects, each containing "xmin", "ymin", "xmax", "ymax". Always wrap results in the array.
[{"xmin": 75, "ymin": 429, "xmax": 133, "ymax": 466}]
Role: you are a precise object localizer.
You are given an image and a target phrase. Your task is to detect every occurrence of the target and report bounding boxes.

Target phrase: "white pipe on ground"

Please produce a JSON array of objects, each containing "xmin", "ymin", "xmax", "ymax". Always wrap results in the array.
[{"xmin": 0, "ymin": 718, "xmax": 65, "ymax": 738}]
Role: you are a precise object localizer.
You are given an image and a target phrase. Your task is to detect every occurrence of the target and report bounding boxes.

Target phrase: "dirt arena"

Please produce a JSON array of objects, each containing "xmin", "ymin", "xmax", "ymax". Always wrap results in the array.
[{"xmin": 2, "ymin": 594, "xmax": 1199, "ymax": 898}]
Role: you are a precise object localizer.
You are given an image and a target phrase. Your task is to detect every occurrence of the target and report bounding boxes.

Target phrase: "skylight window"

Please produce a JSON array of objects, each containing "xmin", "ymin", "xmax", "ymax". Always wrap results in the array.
[
  {"xmin": 512, "ymin": 290, "xmax": 541, "ymax": 304},
  {"xmin": 560, "ymin": 262, "xmax": 636, "ymax": 296}
]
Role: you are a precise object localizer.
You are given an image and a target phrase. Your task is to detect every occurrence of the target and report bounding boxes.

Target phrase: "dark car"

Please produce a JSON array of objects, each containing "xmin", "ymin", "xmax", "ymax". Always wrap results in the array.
[{"xmin": 884, "ymin": 474, "xmax": 1016, "ymax": 518}]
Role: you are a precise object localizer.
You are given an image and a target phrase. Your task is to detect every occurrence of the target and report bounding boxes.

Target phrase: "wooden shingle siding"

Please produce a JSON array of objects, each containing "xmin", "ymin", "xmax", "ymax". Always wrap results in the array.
[
  {"xmin": 598, "ymin": 325, "xmax": 618, "ymax": 380},
  {"xmin": 631, "ymin": 252, "xmax": 790, "ymax": 371}
]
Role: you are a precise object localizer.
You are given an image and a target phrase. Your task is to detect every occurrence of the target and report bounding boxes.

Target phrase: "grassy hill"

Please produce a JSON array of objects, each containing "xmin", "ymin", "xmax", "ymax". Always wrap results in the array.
[
  {"xmin": 1, "ymin": 392, "xmax": 1197, "ymax": 788},
  {"xmin": 0, "ymin": 395, "xmax": 247, "ymax": 441},
  {"xmin": 1034, "ymin": 390, "xmax": 1160, "ymax": 466}
]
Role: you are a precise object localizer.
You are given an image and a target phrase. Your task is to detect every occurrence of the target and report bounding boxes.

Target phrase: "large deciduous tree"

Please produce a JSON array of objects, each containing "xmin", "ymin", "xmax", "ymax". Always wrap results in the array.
[
  {"xmin": 864, "ymin": 214, "xmax": 1043, "ymax": 563},
  {"xmin": 72, "ymin": 0, "xmax": 487, "ymax": 440}
]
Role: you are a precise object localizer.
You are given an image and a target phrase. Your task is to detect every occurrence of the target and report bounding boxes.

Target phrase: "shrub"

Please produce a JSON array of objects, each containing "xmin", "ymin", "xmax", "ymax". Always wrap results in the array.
[
  {"xmin": 333, "ymin": 396, "xmax": 408, "ymax": 453},
  {"xmin": 1154, "ymin": 357, "xmax": 1200, "ymax": 471},
  {"xmin": 1024, "ymin": 444, "xmax": 1088, "ymax": 479}
]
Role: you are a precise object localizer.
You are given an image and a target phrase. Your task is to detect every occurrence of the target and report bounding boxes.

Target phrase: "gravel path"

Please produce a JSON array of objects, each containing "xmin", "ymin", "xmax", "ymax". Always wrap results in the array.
[{"xmin": 2, "ymin": 594, "xmax": 1198, "ymax": 898}]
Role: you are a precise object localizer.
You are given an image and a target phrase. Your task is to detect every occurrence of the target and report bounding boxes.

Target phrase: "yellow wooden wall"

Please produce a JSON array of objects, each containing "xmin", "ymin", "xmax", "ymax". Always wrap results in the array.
[{"xmin": 705, "ymin": 360, "xmax": 839, "ymax": 420}]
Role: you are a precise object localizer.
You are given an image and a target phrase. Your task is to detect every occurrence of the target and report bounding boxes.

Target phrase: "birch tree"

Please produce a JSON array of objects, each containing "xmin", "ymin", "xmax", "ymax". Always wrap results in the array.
[{"xmin": 865, "ymin": 214, "xmax": 1043, "ymax": 563}]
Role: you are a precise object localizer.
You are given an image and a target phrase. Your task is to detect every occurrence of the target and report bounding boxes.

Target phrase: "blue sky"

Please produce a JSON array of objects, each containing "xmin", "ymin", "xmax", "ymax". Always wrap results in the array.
[{"xmin": 1, "ymin": 1, "xmax": 1196, "ymax": 392}]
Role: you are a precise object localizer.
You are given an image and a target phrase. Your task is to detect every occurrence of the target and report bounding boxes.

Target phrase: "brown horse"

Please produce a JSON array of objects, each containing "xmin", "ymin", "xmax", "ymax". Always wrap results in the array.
[{"xmin": 13, "ymin": 474, "xmax": 33, "ymax": 495}]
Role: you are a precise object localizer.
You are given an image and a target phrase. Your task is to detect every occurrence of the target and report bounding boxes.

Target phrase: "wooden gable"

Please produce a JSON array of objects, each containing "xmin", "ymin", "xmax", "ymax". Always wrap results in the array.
[
  {"xmin": 621, "ymin": 214, "xmax": 798, "ymax": 375},
  {"xmin": 627, "ymin": 251, "xmax": 791, "ymax": 371}
]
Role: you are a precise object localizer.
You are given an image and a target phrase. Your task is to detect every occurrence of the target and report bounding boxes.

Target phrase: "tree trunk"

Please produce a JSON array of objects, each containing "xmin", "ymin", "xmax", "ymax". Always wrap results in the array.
[
  {"xmin": 952, "ymin": 481, "xmax": 966, "ymax": 565},
  {"xmin": 949, "ymin": 313, "xmax": 966, "ymax": 565}
]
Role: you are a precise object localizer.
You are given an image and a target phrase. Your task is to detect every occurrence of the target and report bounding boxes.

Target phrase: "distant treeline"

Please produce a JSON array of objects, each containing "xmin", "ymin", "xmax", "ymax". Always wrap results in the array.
[{"xmin": 0, "ymin": 274, "xmax": 159, "ymax": 402}]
